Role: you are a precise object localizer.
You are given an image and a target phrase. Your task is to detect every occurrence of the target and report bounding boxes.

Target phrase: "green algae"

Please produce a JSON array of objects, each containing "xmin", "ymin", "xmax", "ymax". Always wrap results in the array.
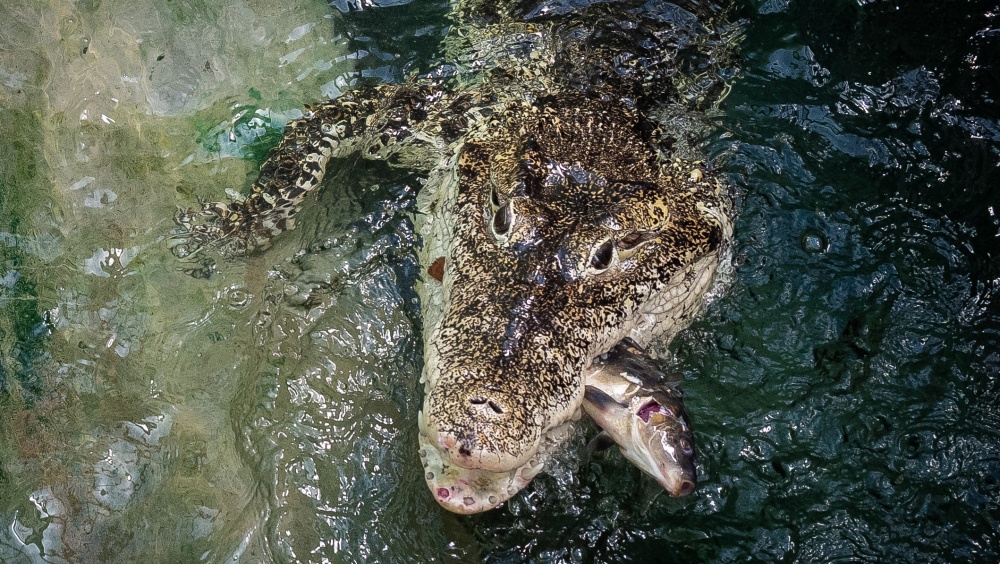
[
  {"xmin": 0, "ymin": 105, "xmax": 51, "ymax": 403},
  {"xmin": 0, "ymin": 0, "xmax": 360, "ymax": 559}
]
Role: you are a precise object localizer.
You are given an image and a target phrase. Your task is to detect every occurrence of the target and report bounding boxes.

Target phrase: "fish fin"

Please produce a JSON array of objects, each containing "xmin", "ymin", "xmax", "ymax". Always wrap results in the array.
[
  {"xmin": 586, "ymin": 431, "xmax": 617, "ymax": 454},
  {"xmin": 606, "ymin": 341, "xmax": 669, "ymax": 385},
  {"xmin": 618, "ymin": 336, "xmax": 642, "ymax": 350},
  {"xmin": 608, "ymin": 341, "xmax": 688, "ymax": 386},
  {"xmin": 584, "ymin": 385, "xmax": 624, "ymax": 411}
]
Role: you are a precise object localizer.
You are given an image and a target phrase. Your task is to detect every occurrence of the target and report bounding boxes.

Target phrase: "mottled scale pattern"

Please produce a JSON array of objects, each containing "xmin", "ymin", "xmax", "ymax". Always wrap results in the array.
[
  {"xmin": 423, "ymin": 92, "xmax": 726, "ymax": 472},
  {"xmin": 174, "ymin": 84, "xmax": 464, "ymax": 255},
  {"xmin": 172, "ymin": 0, "xmax": 736, "ymax": 512}
]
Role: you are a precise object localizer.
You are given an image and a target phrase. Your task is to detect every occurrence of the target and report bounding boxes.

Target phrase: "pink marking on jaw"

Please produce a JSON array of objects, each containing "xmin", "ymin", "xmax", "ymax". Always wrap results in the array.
[
  {"xmin": 437, "ymin": 488, "xmax": 450, "ymax": 499},
  {"xmin": 437, "ymin": 434, "xmax": 457, "ymax": 450}
]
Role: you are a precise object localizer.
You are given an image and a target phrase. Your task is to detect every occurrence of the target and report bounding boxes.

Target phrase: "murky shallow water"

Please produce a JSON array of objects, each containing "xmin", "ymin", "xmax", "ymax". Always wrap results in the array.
[{"xmin": 0, "ymin": 0, "xmax": 998, "ymax": 562}]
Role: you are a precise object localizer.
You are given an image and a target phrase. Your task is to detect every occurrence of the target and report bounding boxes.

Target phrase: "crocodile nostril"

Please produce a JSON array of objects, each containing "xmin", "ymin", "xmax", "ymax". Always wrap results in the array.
[{"xmin": 469, "ymin": 397, "xmax": 505, "ymax": 414}]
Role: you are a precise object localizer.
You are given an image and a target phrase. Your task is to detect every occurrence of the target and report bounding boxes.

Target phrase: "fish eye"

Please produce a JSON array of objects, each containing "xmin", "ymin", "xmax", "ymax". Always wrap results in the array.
[
  {"xmin": 680, "ymin": 437, "xmax": 694, "ymax": 454},
  {"xmin": 492, "ymin": 201, "xmax": 514, "ymax": 237},
  {"xmin": 590, "ymin": 239, "xmax": 615, "ymax": 271},
  {"xmin": 490, "ymin": 186, "xmax": 501, "ymax": 209}
]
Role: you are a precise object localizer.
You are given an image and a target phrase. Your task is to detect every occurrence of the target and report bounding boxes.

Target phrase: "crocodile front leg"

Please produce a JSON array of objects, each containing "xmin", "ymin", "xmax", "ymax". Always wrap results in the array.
[{"xmin": 174, "ymin": 82, "xmax": 461, "ymax": 256}]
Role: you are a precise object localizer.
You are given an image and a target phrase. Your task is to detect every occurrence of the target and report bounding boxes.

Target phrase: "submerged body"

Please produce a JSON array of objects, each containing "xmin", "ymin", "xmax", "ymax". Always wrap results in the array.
[{"xmin": 173, "ymin": 0, "xmax": 737, "ymax": 513}]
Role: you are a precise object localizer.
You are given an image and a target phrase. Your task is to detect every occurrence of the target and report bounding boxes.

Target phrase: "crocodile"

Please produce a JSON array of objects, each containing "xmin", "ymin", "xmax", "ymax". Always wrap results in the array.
[{"xmin": 172, "ymin": 0, "xmax": 737, "ymax": 513}]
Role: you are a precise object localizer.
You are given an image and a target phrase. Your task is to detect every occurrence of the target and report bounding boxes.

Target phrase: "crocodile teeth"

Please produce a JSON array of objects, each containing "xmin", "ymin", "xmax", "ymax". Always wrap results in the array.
[
  {"xmin": 417, "ymin": 409, "xmax": 426, "ymax": 431},
  {"xmin": 521, "ymin": 460, "xmax": 545, "ymax": 481}
]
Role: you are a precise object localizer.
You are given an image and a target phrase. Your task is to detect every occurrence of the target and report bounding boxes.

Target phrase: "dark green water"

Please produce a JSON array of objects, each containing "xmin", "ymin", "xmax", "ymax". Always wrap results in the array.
[{"xmin": 0, "ymin": 0, "xmax": 997, "ymax": 562}]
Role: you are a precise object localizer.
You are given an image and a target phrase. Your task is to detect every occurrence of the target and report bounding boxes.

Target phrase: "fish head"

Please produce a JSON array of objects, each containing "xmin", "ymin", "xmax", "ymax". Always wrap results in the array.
[
  {"xmin": 585, "ymin": 383, "xmax": 697, "ymax": 497},
  {"xmin": 630, "ymin": 390, "xmax": 697, "ymax": 496}
]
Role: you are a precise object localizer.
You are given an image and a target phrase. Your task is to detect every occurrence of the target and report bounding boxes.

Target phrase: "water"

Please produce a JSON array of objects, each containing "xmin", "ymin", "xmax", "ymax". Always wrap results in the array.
[{"xmin": 0, "ymin": 0, "xmax": 997, "ymax": 562}]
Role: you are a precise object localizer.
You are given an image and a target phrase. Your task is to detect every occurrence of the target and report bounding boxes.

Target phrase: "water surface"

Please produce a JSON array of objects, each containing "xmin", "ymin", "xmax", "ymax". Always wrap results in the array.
[{"xmin": 0, "ymin": 0, "xmax": 997, "ymax": 562}]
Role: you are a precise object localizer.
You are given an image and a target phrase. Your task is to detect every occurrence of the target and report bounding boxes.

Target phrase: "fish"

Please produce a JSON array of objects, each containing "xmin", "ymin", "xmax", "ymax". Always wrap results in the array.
[{"xmin": 583, "ymin": 338, "xmax": 697, "ymax": 497}]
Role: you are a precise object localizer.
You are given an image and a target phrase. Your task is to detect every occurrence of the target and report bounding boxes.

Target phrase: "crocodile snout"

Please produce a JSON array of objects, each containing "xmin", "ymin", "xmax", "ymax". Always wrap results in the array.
[{"xmin": 421, "ymin": 384, "xmax": 539, "ymax": 473}]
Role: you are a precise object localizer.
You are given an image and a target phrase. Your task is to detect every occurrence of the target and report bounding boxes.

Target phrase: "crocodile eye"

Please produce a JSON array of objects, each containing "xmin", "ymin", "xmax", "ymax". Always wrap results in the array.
[
  {"xmin": 619, "ymin": 231, "xmax": 643, "ymax": 250},
  {"xmin": 492, "ymin": 201, "xmax": 513, "ymax": 237},
  {"xmin": 590, "ymin": 240, "xmax": 615, "ymax": 271}
]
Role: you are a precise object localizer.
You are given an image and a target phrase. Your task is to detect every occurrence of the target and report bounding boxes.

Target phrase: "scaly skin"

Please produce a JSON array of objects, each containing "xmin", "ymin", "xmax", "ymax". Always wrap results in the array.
[
  {"xmin": 172, "ymin": 1, "xmax": 737, "ymax": 513},
  {"xmin": 421, "ymin": 337, "xmax": 698, "ymax": 513},
  {"xmin": 418, "ymin": 93, "xmax": 724, "ymax": 477}
]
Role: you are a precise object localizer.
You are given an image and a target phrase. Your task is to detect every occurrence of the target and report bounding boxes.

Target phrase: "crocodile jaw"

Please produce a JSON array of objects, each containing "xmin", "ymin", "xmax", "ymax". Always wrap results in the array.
[{"xmin": 418, "ymin": 420, "xmax": 575, "ymax": 514}]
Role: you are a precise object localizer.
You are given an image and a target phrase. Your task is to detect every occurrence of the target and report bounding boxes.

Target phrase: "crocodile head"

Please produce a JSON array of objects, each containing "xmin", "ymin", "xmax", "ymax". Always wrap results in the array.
[{"xmin": 416, "ymin": 93, "xmax": 728, "ymax": 513}]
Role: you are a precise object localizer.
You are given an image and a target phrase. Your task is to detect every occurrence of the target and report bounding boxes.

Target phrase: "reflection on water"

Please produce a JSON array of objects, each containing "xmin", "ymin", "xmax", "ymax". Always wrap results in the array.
[
  {"xmin": 0, "ymin": 0, "xmax": 441, "ymax": 560},
  {"xmin": 0, "ymin": 0, "xmax": 998, "ymax": 562}
]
